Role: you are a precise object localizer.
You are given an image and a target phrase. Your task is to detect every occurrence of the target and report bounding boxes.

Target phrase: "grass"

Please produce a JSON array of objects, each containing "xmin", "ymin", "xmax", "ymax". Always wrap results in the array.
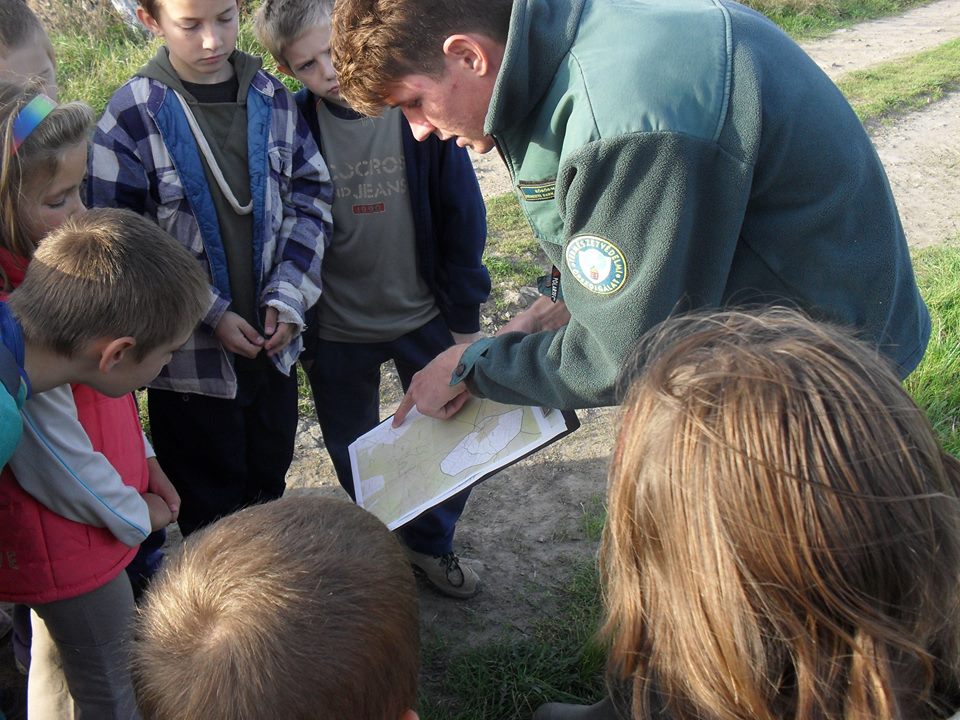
[
  {"xmin": 483, "ymin": 194, "xmax": 550, "ymax": 314},
  {"xmin": 745, "ymin": 0, "xmax": 929, "ymax": 37},
  {"xmin": 839, "ymin": 38, "xmax": 960, "ymax": 122},
  {"xmin": 904, "ymin": 241, "xmax": 960, "ymax": 455},
  {"xmin": 419, "ymin": 560, "xmax": 607, "ymax": 720}
]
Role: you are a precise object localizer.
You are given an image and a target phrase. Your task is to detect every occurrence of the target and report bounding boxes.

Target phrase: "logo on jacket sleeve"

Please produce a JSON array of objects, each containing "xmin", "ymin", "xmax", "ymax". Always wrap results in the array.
[{"xmin": 565, "ymin": 235, "xmax": 627, "ymax": 294}]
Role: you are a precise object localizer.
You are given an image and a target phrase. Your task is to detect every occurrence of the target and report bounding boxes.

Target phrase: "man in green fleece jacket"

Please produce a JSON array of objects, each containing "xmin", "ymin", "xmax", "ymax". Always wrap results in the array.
[{"xmin": 331, "ymin": 0, "xmax": 930, "ymax": 425}]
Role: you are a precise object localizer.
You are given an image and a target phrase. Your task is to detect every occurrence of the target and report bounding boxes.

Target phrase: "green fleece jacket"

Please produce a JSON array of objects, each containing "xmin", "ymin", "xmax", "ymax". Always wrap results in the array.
[{"xmin": 458, "ymin": 0, "xmax": 930, "ymax": 409}]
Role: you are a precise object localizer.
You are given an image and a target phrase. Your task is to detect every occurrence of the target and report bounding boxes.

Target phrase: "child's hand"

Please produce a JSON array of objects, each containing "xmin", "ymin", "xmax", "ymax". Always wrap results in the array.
[
  {"xmin": 146, "ymin": 457, "xmax": 180, "ymax": 523},
  {"xmin": 451, "ymin": 331, "xmax": 483, "ymax": 345},
  {"xmin": 263, "ymin": 307, "xmax": 297, "ymax": 357},
  {"xmin": 215, "ymin": 311, "xmax": 264, "ymax": 358},
  {"xmin": 143, "ymin": 492, "xmax": 173, "ymax": 531}
]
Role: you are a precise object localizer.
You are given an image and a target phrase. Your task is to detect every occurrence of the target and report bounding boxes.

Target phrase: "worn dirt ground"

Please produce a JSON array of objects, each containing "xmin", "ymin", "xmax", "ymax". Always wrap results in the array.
[{"xmin": 4, "ymin": 2, "xmax": 960, "ymax": 716}]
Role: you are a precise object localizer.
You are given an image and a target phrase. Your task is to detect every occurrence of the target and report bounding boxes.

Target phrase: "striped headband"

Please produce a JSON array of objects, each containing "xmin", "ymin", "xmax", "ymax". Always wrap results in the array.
[{"xmin": 10, "ymin": 94, "xmax": 58, "ymax": 156}]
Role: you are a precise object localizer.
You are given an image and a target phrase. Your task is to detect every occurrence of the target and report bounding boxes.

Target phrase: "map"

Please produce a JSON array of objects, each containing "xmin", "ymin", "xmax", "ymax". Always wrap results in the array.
[{"xmin": 350, "ymin": 399, "xmax": 578, "ymax": 530}]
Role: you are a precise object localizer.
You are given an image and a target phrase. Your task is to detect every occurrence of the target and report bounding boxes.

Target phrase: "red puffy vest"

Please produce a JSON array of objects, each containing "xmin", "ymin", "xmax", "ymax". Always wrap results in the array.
[{"xmin": 0, "ymin": 376, "xmax": 148, "ymax": 604}]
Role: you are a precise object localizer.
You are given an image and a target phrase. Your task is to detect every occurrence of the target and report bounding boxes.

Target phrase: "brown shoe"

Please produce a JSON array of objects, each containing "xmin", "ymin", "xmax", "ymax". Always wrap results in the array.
[{"xmin": 405, "ymin": 548, "xmax": 479, "ymax": 599}]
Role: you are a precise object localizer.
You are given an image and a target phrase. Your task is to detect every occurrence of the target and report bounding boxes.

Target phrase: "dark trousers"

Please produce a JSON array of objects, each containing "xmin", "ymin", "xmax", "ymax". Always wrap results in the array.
[
  {"xmin": 147, "ymin": 360, "xmax": 299, "ymax": 536},
  {"xmin": 304, "ymin": 314, "xmax": 471, "ymax": 555}
]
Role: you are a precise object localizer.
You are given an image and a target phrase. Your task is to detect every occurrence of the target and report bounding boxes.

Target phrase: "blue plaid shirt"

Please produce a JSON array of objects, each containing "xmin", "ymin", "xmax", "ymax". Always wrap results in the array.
[{"xmin": 88, "ymin": 65, "xmax": 333, "ymax": 398}]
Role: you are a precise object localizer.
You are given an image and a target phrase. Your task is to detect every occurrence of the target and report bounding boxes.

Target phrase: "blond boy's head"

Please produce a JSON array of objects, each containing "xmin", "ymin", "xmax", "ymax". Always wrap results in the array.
[
  {"xmin": 0, "ymin": 0, "xmax": 57, "ymax": 99},
  {"xmin": 133, "ymin": 495, "xmax": 421, "ymax": 720},
  {"xmin": 253, "ymin": 0, "xmax": 331, "ymax": 67},
  {"xmin": 253, "ymin": 0, "xmax": 349, "ymax": 104},
  {"xmin": 8, "ymin": 208, "xmax": 207, "ymax": 392}
]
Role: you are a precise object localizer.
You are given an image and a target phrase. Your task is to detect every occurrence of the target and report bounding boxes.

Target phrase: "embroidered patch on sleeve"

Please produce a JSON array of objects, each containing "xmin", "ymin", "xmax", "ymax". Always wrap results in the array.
[
  {"xmin": 565, "ymin": 235, "xmax": 628, "ymax": 294},
  {"xmin": 518, "ymin": 181, "xmax": 556, "ymax": 202}
]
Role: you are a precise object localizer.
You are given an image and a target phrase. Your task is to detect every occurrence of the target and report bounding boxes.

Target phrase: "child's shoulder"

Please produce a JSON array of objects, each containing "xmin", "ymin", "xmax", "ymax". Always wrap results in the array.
[{"xmin": 103, "ymin": 74, "xmax": 165, "ymax": 116}]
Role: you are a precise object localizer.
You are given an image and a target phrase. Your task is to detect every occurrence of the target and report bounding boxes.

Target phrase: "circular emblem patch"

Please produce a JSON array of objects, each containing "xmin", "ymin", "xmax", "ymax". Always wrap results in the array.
[{"xmin": 565, "ymin": 235, "xmax": 628, "ymax": 294}]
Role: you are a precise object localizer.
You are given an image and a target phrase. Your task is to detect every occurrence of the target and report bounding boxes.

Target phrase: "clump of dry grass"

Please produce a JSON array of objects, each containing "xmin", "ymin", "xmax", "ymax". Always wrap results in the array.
[{"xmin": 27, "ymin": 0, "xmax": 132, "ymax": 37}]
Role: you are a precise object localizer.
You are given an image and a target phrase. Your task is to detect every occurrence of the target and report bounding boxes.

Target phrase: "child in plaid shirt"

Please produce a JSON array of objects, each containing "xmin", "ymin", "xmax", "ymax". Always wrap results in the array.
[{"xmin": 88, "ymin": 0, "xmax": 333, "ymax": 535}]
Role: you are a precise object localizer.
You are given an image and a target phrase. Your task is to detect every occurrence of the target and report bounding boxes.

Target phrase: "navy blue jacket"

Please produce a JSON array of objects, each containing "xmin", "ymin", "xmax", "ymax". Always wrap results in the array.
[{"xmin": 296, "ymin": 90, "xmax": 490, "ymax": 335}]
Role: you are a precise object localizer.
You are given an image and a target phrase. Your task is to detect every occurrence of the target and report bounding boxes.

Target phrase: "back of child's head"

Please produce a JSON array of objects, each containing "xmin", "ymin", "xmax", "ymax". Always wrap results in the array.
[
  {"xmin": 253, "ymin": 0, "xmax": 332, "ymax": 65},
  {"xmin": 132, "ymin": 494, "xmax": 421, "ymax": 720},
  {"xmin": 0, "ymin": 80, "xmax": 92, "ymax": 265},
  {"xmin": 0, "ymin": 0, "xmax": 56, "ymax": 97},
  {"xmin": 603, "ymin": 308, "xmax": 960, "ymax": 720},
  {"xmin": 8, "ymin": 207, "xmax": 208, "ymax": 361}
]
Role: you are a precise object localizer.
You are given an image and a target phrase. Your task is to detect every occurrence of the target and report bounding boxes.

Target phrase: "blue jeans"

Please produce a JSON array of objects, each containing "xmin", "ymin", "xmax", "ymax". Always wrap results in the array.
[{"xmin": 304, "ymin": 314, "xmax": 471, "ymax": 555}]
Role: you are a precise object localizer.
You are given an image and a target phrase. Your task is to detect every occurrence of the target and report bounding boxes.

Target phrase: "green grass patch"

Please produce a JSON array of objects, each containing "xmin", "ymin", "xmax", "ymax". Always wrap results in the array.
[
  {"xmin": 419, "ymin": 560, "xmax": 607, "ymax": 720},
  {"xmin": 482, "ymin": 194, "xmax": 550, "ymax": 312},
  {"xmin": 905, "ymin": 243, "xmax": 960, "ymax": 455},
  {"xmin": 56, "ymin": 25, "xmax": 156, "ymax": 113},
  {"xmin": 837, "ymin": 38, "xmax": 960, "ymax": 122},
  {"xmin": 579, "ymin": 494, "xmax": 608, "ymax": 542},
  {"xmin": 744, "ymin": 0, "xmax": 930, "ymax": 38}
]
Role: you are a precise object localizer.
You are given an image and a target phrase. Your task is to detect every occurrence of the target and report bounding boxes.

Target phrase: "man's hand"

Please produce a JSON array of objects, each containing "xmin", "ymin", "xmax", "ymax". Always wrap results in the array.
[
  {"xmin": 146, "ymin": 456, "xmax": 180, "ymax": 523},
  {"xmin": 143, "ymin": 492, "xmax": 173, "ymax": 531},
  {"xmin": 263, "ymin": 307, "xmax": 297, "ymax": 357},
  {"xmin": 497, "ymin": 297, "xmax": 571, "ymax": 336},
  {"xmin": 214, "ymin": 310, "xmax": 264, "ymax": 358},
  {"xmin": 393, "ymin": 344, "xmax": 472, "ymax": 426}
]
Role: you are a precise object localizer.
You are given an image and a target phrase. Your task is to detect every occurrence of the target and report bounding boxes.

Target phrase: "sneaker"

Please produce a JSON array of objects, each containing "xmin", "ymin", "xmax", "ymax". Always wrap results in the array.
[{"xmin": 405, "ymin": 547, "xmax": 479, "ymax": 599}]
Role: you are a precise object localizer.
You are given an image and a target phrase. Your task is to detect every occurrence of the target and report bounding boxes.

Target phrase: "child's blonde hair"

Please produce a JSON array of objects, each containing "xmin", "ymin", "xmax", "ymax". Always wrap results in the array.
[
  {"xmin": 0, "ymin": 80, "xmax": 93, "ymax": 283},
  {"xmin": 132, "ymin": 494, "xmax": 420, "ymax": 720},
  {"xmin": 8, "ymin": 207, "xmax": 208, "ymax": 360},
  {"xmin": 603, "ymin": 308, "xmax": 960, "ymax": 720},
  {"xmin": 252, "ymin": 0, "xmax": 332, "ymax": 65}
]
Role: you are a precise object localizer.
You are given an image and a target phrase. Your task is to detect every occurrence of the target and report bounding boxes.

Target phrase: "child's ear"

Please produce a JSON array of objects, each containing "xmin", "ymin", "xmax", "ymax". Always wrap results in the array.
[
  {"xmin": 136, "ymin": 7, "xmax": 163, "ymax": 37},
  {"xmin": 399, "ymin": 711, "xmax": 419, "ymax": 720},
  {"xmin": 98, "ymin": 337, "xmax": 137, "ymax": 373},
  {"xmin": 276, "ymin": 63, "xmax": 294, "ymax": 78}
]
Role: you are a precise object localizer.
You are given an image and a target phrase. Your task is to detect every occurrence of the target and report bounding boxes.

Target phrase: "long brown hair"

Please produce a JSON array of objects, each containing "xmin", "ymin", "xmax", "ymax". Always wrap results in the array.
[{"xmin": 603, "ymin": 308, "xmax": 960, "ymax": 720}]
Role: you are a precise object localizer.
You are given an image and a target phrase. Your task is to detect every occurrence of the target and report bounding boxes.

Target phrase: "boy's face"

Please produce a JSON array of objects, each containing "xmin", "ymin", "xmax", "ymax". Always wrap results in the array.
[
  {"xmin": 138, "ymin": 0, "xmax": 239, "ymax": 84},
  {"xmin": 385, "ymin": 68, "xmax": 494, "ymax": 153},
  {"xmin": 20, "ymin": 141, "xmax": 87, "ymax": 247},
  {"xmin": 281, "ymin": 22, "xmax": 347, "ymax": 107},
  {"xmin": 0, "ymin": 38, "xmax": 58, "ymax": 101},
  {"xmin": 92, "ymin": 329, "xmax": 192, "ymax": 398}
]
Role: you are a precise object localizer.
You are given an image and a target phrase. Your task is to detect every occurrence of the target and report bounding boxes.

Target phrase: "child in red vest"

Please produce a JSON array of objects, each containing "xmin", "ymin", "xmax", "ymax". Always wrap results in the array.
[{"xmin": 0, "ymin": 82, "xmax": 208, "ymax": 719}]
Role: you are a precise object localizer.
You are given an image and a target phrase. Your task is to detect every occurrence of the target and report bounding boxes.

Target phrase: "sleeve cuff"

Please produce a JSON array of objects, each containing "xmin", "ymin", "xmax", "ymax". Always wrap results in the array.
[{"xmin": 450, "ymin": 337, "xmax": 496, "ymax": 386}]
